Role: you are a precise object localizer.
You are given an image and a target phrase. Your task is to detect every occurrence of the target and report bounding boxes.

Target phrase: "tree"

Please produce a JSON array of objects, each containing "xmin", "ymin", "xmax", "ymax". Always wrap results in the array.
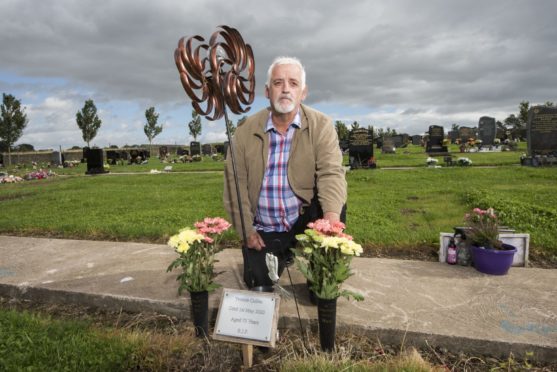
[
  {"xmin": 350, "ymin": 121, "xmax": 360, "ymax": 131},
  {"xmin": 0, "ymin": 93, "xmax": 28, "ymax": 166},
  {"xmin": 544, "ymin": 101, "xmax": 554, "ymax": 107},
  {"xmin": 15, "ymin": 143, "xmax": 34, "ymax": 152},
  {"xmin": 518, "ymin": 101, "xmax": 529, "ymax": 127},
  {"xmin": 76, "ymin": 99, "xmax": 102, "ymax": 148},
  {"xmin": 225, "ymin": 118, "xmax": 236, "ymax": 137},
  {"xmin": 144, "ymin": 106, "xmax": 163, "ymax": 156},
  {"xmin": 334, "ymin": 120, "xmax": 350, "ymax": 142},
  {"xmin": 188, "ymin": 110, "xmax": 202, "ymax": 141}
]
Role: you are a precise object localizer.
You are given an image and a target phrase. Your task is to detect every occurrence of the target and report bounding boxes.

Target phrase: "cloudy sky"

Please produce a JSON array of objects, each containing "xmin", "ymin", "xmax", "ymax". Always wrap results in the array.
[{"xmin": 1, "ymin": 0, "xmax": 556, "ymax": 150}]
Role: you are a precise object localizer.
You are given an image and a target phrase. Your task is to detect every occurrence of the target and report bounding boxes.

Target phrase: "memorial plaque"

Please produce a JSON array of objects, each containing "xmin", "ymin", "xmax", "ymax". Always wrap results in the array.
[
  {"xmin": 527, "ymin": 106, "xmax": 557, "ymax": 156},
  {"xmin": 426, "ymin": 125, "xmax": 447, "ymax": 154},
  {"xmin": 348, "ymin": 128, "xmax": 374, "ymax": 168},
  {"xmin": 213, "ymin": 289, "xmax": 280, "ymax": 347},
  {"xmin": 190, "ymin": 141, "xmax": 201, "ymax": 156},
  {"xmin": 478, "ymin": 116, "xmax": 496, "ymax": 146}
]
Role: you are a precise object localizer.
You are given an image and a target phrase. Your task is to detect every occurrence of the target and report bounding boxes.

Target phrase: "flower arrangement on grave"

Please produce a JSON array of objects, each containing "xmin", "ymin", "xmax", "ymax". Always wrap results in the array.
[
  {"xmin": 293, "ymin": 219, "xmax": 364, "ymax": 301},
  {"xmin": 166, "ymin": 217, "xmax": 231, "ymax": 294},
  {"xmin": 426, "ymin": 157, "xmax": 438, "ymax": 166},
  {"xmin": 464, "ymin": 207, "xmax": 517, "ymax": 275},
  {"xmin": 464, "ymin": 208, "xmax": 502, "ymax": 249},
  {"xmin": 457, "ymin": 157, "xmax": 472, "ymax": 166}
]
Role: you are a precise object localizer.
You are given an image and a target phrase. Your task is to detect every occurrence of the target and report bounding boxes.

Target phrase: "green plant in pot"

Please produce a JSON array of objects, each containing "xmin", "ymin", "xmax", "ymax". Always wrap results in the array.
[
  {"xmin": 464, "ymin": 208, "xmax": 516, "ymax": 275},
  {"xmin": 293, "ymin": 219, "xmax": 364, "ymax": 351},
  {"xmin": 167, "ymin": 217, "xmax": 231, "ymax": 337}
]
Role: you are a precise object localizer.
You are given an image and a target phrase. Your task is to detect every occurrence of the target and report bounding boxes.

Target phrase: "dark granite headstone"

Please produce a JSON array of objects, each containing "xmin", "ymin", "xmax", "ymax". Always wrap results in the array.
[
  {"xmin": 426, "ymin": 125, "xmax": 448, "ymax": 154},
  {"xmin": 527, "ymin": 106, "xmax": 557, "ymax": 157},
  {"xmin": 478, "ymin": 116, "xmax": 496, "ymax": 146},
  {"xmin": 177, "ymin": 147, "xmax": 187, "ymax": 156},
  {"xmin": 348, "ymin": 128, "xmax": 374, "ymax": 168},
  {"xmin": 202, "ymin": 144, "xmax": 212, "ymax": 155},
  {"xmin": 85, "ymin": 148, "xmax": 107, "ymax": 174},
  {"xmin": 459, "ymin": 127, "xmax": 476, "ymax": 143},
  {"xmin": 411, "ymin": 135, "xmax": 422, "ymax": 146},
  {"xmin": 190, "ymin": 141, "xmax": 201, "ymax": 156}
]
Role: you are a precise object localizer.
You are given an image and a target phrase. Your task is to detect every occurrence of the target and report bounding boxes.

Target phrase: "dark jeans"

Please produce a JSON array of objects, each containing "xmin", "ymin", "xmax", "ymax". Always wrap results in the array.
[{"xmin": 242, "ymin": 202, "xmax": 347, "ymax": 288}]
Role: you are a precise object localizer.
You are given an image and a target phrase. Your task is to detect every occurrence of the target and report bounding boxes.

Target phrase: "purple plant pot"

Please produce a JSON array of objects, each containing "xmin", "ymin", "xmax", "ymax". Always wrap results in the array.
[{"xmin": 471, "ymin": 244, "xmax": 517, "ymax": 275}]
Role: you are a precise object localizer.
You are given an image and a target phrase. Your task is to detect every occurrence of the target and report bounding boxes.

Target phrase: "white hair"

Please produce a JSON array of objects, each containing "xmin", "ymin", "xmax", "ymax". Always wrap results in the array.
[{"xmin": 266, "ymin": 56, "xmax": 306, "ymax": 88}]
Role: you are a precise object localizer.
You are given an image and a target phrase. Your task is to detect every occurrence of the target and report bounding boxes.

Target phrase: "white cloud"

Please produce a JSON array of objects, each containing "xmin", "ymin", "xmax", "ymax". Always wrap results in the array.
[{"xmin": 1, "ymin": 0, "xmax": 556, "ymax": 149}]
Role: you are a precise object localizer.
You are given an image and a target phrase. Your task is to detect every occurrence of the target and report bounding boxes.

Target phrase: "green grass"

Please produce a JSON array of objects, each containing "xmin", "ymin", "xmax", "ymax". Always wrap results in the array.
[
  {"xmin": 0, "ymin": 307, "xmax": 449, "ymax": 371},
  {"xmin": 1, "ymin": 164, "xmax": 556, "ymax": 255},
  {"xmin": 0, "ymin": 309, "xmax": 139, "ymax": 371}
]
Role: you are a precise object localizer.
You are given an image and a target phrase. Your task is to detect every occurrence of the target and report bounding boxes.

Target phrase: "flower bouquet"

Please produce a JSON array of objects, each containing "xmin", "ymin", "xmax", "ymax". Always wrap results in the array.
[
  {"xmin": 464, "ymin": 208, "xmax": 501, "ymax": 249},
  {"xmin": 293, "ymin": 219, "xmax": 363, "ymax": 351},
  {"xmin": 167, "ymin": 217, "xmax": 231, "ymax": 336}
]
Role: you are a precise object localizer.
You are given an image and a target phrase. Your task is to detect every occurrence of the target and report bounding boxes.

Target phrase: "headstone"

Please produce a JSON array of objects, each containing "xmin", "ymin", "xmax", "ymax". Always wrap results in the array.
[
  {"xmin": 448, "ymin": 130, "xmax": 459, "ymax": 144},
  {"xmin": 202, "ymin": 144, "xmax": 213, "ymax": 156},
  {"xmin": 106, "ymin": 150, "xmax": 120, "ymax": 165},
  {"xmin": 348, "ymin": 128, "xmax": 375, "ymax": 168},
  {"xmin": 85, "ymin": 148, "xmax": 107, "ymax": 174},
  {"xmin": 177, "ymin": 147, "xmax": 187, "ymax": 156},
  {"xmin": 389, "ymin": 135, "xmax": 404, "ymax": 148},
  {"xmin": 527, "ymin": 106, "xmax": 557, "ymax": 157},
  {"xmin": 190, "ymin": 141, "xmax": 201, "ymax": 156},
  {"xmin": 478, "ymin": 116, "xmax": 496, "ymax": 146},
  {"xmin": 411, "ymin": 135, "xmax": 422, "ymax": 146},
  {"xmin": 426, "ymin": 125, "xmax": 448, "ymax": 154},
  {"xmin": 223, "ymin": 141, "xmax": 229, "ymax": 160},
  {"xmin": 459, "ymin": 127, "xmax": 475, "ymax": 143},
  {"xmin": 214, "ymin": 143, "xmax": 225, "ymax": 154},
  {"xmin": 381, "ymin": 138, "xmax": 395, "ymax": 154},
  {"xmin": 159, "ymin": 146, "xmax": 168, "ymax": 159},
  {"xmin": 51, "ymin": 151, "xmax": 61, "ymax": 166}
]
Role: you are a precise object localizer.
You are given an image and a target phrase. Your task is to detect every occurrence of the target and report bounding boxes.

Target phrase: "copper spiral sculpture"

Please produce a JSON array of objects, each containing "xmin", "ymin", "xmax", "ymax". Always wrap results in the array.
[{"xmin": 174, "ymin": 25, "xmax": 255, "ymax": 120}]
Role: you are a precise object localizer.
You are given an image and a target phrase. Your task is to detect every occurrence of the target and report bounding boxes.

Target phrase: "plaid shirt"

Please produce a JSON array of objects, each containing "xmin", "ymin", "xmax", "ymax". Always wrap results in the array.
[{"xmin": 254, "ymin": 112, "xmax": 303, "ymax": 232}]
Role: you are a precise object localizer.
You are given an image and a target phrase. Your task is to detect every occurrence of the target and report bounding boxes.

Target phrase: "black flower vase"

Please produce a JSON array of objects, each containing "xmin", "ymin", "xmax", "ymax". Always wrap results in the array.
[
  {"xmin": 189, "ymin": 290, "xmax": 209, "ymax": 338},
  {"xmin": 317, "ymin": 297, "xmax": 337, "ymax": 352}
]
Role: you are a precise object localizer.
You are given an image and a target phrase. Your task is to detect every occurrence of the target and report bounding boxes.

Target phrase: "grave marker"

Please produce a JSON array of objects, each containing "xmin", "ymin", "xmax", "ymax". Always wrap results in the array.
[
  {"xmin": 190, "ymin": 141, "xmax": 201, "ymax": 156},
  {"xmin": 426, "ymin": 125, "xmax": 448, "ymax": 154},
  {"xmin": 348, "ymin": 128, "xmax": 375, "ymax": 168},
  {"xmin": 478, "ymin": 116, "xmax": 496, "ymax": 146},
  {"xmin": 527, "ymin": 106, "xmax": 557, "ymax": 157}
]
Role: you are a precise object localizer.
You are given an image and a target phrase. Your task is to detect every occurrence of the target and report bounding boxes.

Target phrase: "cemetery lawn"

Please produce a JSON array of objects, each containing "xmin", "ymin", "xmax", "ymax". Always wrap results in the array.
[{"xmin": 1, "ymin": 165, "xmax": 556, "ymax": 265}]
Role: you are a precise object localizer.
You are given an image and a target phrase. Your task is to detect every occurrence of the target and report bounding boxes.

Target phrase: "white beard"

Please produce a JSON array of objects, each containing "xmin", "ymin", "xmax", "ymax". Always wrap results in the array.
[{"xmin": 273, "ymin": 96, "xmax": 296, "ymax": 114}]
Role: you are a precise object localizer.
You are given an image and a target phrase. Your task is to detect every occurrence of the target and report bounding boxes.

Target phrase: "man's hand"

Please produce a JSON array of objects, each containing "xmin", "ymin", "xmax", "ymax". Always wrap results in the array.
[
  {"xmin": 246, "ymin": 231, "xmax": 265, "ymax": 251},
  {"xmin": 323, "ymin": 211, "xmax": 340, "ymax": 224}
]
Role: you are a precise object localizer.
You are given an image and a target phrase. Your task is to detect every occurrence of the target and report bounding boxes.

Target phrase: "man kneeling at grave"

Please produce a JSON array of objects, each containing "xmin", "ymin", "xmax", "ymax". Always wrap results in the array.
[{"xmin": 224, "ymin": 56, "xmax": 347, "ymax": 289}]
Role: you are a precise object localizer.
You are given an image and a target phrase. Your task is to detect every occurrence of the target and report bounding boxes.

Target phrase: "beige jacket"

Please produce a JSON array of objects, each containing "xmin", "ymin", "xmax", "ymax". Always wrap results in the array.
[{"xmin": 223, "ymin": 104, "xmax": 347, "ymax": 238}]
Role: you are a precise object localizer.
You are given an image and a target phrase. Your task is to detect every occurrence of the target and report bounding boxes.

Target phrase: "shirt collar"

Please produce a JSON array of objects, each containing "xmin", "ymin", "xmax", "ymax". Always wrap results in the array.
[{"xmin": 265, "ymin": 110, "xmax": 301, "ymax": 133}]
